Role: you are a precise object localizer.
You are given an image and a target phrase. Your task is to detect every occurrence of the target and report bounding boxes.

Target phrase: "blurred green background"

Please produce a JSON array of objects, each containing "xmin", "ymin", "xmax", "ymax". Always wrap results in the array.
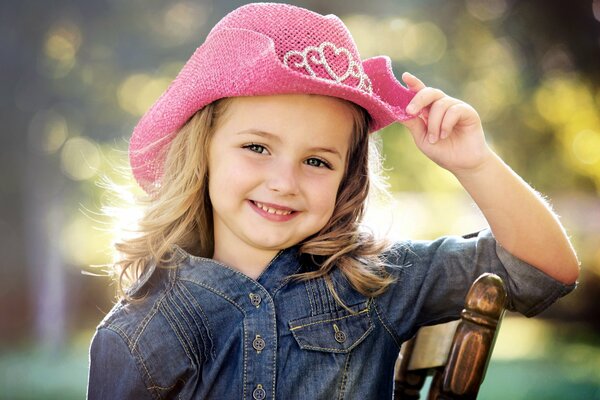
[{"xmin": 1, "ymin": 0, "xmax": 599, "ymax": 398}]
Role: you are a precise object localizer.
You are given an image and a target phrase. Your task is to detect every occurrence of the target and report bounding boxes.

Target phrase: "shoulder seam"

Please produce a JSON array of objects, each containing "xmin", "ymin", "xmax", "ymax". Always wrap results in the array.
[
  {"xmin": 372, "ymin": 299, "xmax": 402, "ymax": 349},
  {"xmin": 98, "ymin": 326, "xmax": 161, "ymax": 400}
]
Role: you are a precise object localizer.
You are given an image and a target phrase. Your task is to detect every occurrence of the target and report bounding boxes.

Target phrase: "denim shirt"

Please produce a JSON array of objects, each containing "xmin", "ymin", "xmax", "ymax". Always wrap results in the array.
[{"xmin": 87, "ymin": 229, "xmax": 574, "ymax": 399}]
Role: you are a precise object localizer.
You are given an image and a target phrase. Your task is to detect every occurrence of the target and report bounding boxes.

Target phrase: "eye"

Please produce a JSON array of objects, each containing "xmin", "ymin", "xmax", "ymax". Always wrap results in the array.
[
  {"xmin": 243, "ymin": 143, "xmax": 268, "ymax": 154},
  {"xmin": 305, "ymin": 157, "xmax": 332, "ymax": 169}
]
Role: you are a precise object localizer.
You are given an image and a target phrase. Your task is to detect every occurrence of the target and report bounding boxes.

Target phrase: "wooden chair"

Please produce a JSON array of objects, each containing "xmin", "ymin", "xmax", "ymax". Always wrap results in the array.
[{"xmin": 393, "ymin": 273, "xmax": 507, "ymax": 399}]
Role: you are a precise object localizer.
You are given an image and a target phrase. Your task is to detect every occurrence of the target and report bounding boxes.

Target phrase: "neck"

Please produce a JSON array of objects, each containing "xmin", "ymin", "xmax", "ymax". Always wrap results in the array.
[{"xmin": 212, "ymin": 245, "xmax": 279, "ymax": 280}]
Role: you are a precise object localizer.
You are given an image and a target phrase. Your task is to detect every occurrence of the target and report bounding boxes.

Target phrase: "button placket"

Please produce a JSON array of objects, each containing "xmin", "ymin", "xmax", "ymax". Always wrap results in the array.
[{"xmin": 244, "ymin": 288, "xmax": 275, "ymax": 400}]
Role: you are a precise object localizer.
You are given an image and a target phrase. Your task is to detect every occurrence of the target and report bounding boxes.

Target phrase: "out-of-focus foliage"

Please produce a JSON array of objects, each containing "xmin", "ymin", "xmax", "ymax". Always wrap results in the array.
[{"xmin": 340, "ymin": 2, "xmax": 600, "ymax": 197}]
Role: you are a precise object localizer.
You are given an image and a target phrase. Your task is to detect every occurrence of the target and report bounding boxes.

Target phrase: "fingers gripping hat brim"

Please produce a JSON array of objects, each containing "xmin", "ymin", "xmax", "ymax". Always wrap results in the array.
[{"xmin": 129, "ymin": 10, "xmax": 415, "ymax": 193}]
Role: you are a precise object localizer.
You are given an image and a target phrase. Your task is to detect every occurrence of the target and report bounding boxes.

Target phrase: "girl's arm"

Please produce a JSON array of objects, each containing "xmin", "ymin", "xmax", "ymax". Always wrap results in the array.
[
  {"xmin": 88, "ymin": 328, "xmax": 154, "ymax": 399},
  {"xmin": 400, "ymin": 72, "xmax": 579, "ymax": 284}
]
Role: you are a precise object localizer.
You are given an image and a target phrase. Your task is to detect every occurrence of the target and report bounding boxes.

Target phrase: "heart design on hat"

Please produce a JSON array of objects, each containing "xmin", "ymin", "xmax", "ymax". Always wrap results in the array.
[
  {"xmin": 316, "ymin": 43, "xmax": 353, "ymax": 82},
  {"xmin": 284, "ymin": 42, "xmax": 372, "ymax": 94}
]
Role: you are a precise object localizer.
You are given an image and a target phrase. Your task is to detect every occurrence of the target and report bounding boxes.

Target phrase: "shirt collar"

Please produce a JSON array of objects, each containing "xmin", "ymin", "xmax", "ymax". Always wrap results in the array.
[
  {"xmin": 173, "ymin": 245, "xmax": 304, "ymax": 298},
  {"xmin": 256, "ymin": 246, "xmax": 304, "ymax": 296}
]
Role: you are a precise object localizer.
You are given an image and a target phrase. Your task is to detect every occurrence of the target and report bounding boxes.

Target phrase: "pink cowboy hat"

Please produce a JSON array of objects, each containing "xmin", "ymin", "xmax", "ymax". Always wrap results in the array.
[{"xmin": 129, "ymin": 2, "xmax": 415, "ymax": 193}]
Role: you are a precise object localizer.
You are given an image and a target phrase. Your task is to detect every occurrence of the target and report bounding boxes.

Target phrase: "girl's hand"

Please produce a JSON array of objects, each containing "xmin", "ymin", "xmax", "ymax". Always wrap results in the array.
[{"xmin": 401, "ymin": 72, "xmax": 492, "ymax": 174}]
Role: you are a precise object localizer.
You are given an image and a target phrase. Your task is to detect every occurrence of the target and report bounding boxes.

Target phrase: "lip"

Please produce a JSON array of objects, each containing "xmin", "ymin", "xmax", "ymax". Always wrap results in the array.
[{"xmin": 248, "ymin": 200, "xmax": 299, "ymax": 222}]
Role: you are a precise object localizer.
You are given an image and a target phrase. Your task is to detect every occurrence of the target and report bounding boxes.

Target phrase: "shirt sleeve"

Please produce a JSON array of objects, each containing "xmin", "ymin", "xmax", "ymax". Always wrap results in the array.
[
  {"xmin": 87, "ymin": 327, "xmax": 155, "ymax": 400},
  {"xmin": 373, "ymin": 229, "xmax": 576, "ymax": 343}
]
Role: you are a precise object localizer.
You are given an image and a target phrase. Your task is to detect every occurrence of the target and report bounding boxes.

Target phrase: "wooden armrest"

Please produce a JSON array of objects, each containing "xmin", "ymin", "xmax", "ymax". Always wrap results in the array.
[{"xmin": 394, "ymin": 273, "xmax": 507, "ymax": 400}]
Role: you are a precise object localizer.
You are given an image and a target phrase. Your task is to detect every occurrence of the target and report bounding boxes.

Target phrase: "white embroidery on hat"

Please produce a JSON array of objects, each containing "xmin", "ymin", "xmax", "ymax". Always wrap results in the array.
[{"xmin": 283, "ymin": 42, "xmax": 372, "ymax": 94}]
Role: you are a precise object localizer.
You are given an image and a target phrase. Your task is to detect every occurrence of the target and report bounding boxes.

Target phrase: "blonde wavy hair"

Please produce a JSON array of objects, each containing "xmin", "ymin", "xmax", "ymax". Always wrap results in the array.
[{"xmin": 112, "ymin": 96, "xmax": 395, "ymax": 305}]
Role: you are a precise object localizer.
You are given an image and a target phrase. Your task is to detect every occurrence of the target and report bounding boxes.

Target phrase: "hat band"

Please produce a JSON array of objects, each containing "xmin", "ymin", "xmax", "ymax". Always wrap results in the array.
[{"xmin": 283, "ymin": 41, "xmax": 373, "ymax": 94}]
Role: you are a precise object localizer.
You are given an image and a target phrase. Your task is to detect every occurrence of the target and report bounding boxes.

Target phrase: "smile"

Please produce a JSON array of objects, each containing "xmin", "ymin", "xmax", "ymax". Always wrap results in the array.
[{"xmin": 252, "ymin": 201, "xmax": 295, "ymax": 215}]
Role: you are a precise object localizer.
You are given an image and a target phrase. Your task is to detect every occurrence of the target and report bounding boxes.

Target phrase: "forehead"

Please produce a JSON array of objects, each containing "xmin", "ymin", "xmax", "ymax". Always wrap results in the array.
[{"xmin": 216, "ymin": 94, "xmax": 356, "ymax": 149}]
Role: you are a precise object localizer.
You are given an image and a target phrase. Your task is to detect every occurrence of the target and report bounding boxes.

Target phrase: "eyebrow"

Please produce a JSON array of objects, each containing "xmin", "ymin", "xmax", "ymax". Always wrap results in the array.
[
  {"xmin": 309, "ymin": 146, "xmax": 343, "ymax": 160},
  {"xmin": 238, "ymin": 129, "xmax": 280, "ymax": 142},
  {"xmin": 237, "ymin": 129, "xmax": 343, "ymax": 160}
]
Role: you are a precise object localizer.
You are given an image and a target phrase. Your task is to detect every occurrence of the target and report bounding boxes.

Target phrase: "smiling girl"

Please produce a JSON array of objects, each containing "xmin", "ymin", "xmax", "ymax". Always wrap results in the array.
[{"xmin": 87, "ymin": 3, "xmax": 578, "ymax": 399}]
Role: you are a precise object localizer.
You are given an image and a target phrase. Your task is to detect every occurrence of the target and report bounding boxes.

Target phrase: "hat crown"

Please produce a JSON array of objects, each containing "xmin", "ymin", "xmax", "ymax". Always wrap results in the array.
[
  {"xmin": 210, "ymin": 3, "xmax": 371, "ymax": 93},
  {"xmin": 211, "ymin": 3, "xmax": 360, "ymax": 60}
]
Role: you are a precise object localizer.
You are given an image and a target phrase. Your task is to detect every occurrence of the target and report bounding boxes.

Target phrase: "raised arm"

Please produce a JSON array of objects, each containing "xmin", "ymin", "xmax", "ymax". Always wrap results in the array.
[{"xmin": 400, "ymin": 72, "xmax": 579, "ymax": 284}]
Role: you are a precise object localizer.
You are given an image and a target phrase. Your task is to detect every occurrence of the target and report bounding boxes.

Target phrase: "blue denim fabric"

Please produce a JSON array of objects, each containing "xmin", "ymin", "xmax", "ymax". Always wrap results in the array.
[{"xmin": 87, "ymin": 229, "xmax": 575, "ymax": 399}]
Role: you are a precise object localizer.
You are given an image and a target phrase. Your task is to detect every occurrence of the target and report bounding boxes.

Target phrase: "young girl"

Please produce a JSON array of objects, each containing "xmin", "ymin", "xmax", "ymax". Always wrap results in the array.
[{"xmin": 87, "ymin": 3, "xmax": 579, "ymax": 399}]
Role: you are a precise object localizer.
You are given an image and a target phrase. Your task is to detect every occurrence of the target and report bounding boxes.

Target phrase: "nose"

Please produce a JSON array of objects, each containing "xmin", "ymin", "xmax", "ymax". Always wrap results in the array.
[{"xmin": 266, "ymin": 159, "xmax": 300, "ymax": 195}]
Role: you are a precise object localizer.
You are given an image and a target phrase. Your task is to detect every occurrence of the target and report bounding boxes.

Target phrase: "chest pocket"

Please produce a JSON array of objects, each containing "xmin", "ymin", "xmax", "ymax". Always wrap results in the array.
[{"xmin": 288, "ymin": 303, "xmax": 373, "ymax": 353}]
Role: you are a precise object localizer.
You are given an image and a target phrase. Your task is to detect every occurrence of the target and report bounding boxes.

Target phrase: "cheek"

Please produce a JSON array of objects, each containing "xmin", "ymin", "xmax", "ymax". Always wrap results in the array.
[
  {"xmin": 312, "ymin": 176, "xmax": 344, "ymax": 217},
  {"xmin": 209, "ymin": 157, "xmax": 259, "ymax": 201},
  {"xmin": 207, "ymin": 158, "xmax": 236, "ymax": 207}
]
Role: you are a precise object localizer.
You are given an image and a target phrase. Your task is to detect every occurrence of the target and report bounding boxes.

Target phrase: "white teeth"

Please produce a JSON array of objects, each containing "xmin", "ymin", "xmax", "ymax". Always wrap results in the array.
[{"xmin": 254, "ymin": 201, "xmax": 293, "ymax": 215}]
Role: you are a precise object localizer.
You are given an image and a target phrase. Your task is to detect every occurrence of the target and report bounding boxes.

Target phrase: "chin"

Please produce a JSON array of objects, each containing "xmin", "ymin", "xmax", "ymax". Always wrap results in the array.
[{"xmin": 249, "ymin": 234, "xmax": 302, "ymax": 251}]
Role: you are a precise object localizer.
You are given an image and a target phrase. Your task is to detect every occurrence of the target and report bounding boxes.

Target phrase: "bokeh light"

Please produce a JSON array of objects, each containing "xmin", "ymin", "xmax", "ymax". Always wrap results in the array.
[
  {"xmin": 453, "ymin": 23, "xmax": 522, "ymax": 123},
  {"xmin": 402, "ymin": 22, "xmax": 447, "ymax": 65},
  {"xmin": 343, "ymin": 16, "xmax": 446, "ymax": 66},
  {"xmin": 61, "ymin": 214, "xmax": 109, "ymax": 266},
  {"xmin": 343, "ymin": 15, "xmax": 410, "ymax": 60},
  {"xmin": 117, "ymin": 73, "xmax": 171, "ymax": 116},
  {"xmin": 60, "ymin": 137, "xmax": 101, "ymax": 181},
  {"xmin": 162, "ymin": 2, "xmax": 210, "ymax": 43},
  {"xmin": 465, "ymin": 0, "xmax": 508, "ymax": 21},
  {"xmin": 40, "ymin": 21, "xmax": 82, "ymax": 78},
  {"xmin": 572, "ymin": 130, "xmax": 600, "ymax": 165},
  {"xmin": 27, "ymin": 110, "xmax": 69, "ymax": 154},
  {"xmin": 535, "ymin": 77, "xmax": 587, "ymax": 126}
]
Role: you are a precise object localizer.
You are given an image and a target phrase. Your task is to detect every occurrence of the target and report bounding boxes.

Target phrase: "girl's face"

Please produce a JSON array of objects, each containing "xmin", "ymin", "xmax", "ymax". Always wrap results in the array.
[{"xmin": 208, "ymin": 94, "xmax": 355, "ymax": 270}]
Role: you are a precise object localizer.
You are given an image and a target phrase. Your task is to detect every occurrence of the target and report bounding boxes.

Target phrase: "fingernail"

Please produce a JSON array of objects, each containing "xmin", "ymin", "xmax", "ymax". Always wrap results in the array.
[
  {"xmin": 441, "ymin": 130, "xmax": 448, "ymax": 139},
  {"xmin": 406, "ymin": 105, "xmax": 415, "ymax": 114},
  {"xmin": 428, "ymin": 134, "xmax": 436, "ymax": 144}
]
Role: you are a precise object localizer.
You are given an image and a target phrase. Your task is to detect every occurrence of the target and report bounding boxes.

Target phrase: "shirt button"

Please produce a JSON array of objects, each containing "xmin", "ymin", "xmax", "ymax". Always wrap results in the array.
[
  {"xmin": 253, "ymin": 335, "xmax": 266, "ymax": 353},
  {"xmin": 333, "ymin": 323, "xmax": 346, "ymax": 343},
  {"xmin": 252, "ymin": 335, "xmax": 266, "ymax": 353},
  {"xmin": 249, "ymin": 293, "xmax": 262, "ymax": 307},
  {"xmin": 253, "ymin": 384, "xmax": 266, "ymax": 400}
]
